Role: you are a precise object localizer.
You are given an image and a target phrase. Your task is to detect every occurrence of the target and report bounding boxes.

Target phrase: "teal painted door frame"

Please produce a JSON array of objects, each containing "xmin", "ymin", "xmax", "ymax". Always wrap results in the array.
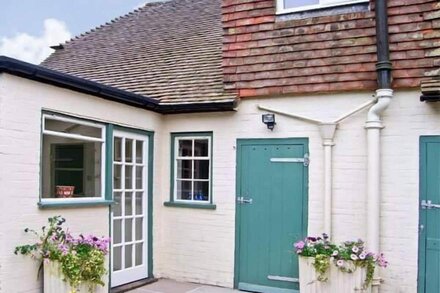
[
  {"xmin": 418, "ymin": 136, "xmax": 440, "ymax": 293},
  {"xmin": 234, "ymin": 138, "xmax": 309, "ymax": 292}
]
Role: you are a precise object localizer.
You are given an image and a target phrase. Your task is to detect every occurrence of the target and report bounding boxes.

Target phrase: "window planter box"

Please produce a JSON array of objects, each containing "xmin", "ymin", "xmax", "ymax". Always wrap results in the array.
[
  {"xmin": 299, "ymin": 256, "xmax": 371, "ymax": 293},
  {"xmin": 44, "ymin": 261, "xmax": 107, "ymax": 293}
]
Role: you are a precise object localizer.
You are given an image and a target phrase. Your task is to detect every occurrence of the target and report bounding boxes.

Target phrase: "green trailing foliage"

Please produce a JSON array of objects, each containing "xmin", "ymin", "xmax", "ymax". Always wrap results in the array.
[{"xmin": 15, "ymin": 216, "xmax": 110, "ymax": 293}]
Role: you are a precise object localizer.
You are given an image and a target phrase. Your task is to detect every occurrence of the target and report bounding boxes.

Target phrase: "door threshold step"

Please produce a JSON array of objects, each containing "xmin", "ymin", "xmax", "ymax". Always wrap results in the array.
[{"xmin": 111, "ymin": 277, "xmax": 158, "ymax": 293}]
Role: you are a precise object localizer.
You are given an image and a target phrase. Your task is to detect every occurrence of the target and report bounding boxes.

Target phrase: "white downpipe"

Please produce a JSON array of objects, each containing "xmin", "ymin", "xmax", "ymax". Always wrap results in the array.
[
  {"xmin": 319, "ymin": 123, "xmax": 337, "ymax": 235},
  {"xmin": 365, "ymin": 88, "xmax": 393, "ymax": 292}
]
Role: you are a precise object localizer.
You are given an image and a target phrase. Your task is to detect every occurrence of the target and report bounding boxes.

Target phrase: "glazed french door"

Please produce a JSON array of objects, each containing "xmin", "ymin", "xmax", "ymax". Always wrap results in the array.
[{"xmin": 111, "ymin": 130, "xmax": 149, "ymax": 287}]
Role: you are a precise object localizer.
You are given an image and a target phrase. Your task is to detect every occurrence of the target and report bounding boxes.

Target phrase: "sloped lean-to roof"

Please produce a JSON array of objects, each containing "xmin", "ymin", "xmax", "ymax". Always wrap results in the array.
[{"xmin": 41, "ymin": 0, "xmax": 237, "ymax": 106}]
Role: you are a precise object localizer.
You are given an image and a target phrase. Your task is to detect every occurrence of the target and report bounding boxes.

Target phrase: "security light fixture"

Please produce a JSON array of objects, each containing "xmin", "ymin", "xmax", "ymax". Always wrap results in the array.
[{"xmin": 262, "ymin": 113, "xmax": 276, "ymax": 130}]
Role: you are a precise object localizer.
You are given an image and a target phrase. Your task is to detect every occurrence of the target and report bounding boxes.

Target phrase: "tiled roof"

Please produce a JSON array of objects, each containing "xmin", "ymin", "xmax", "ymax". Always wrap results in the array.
[{"xmin": 42, "ymin": 0, "xmax": 237, "ymax": 105}]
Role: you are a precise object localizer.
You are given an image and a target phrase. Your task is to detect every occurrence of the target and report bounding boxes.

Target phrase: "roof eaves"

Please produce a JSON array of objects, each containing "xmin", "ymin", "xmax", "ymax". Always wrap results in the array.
[
  {"xmin": 0, "ymin": 56, "xmax": 237, "ymax": 114},
  {"xmin": 0, "ymin": 56, "xmax": 160, "ymax": 112}
]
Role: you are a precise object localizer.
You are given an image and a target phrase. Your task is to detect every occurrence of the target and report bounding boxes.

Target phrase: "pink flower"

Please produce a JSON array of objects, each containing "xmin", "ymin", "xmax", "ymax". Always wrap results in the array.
[
  {"xmin": 294, "ymin": 241, "xmax": 305, "ymax": 251},
  {"xmin": 350, "ymin": 254, "xmax": 358, "ymax": 261},
  {"xmin": 336, "ymin": 260, "xmax": 344, "ymax": 267},
  {"xmin": 332, "ymin": 250, "xmax": 339, "ymax": 256},
  {"xmin": 359, "ymin": 252, "xmax": 367, "ymax": 260},
  {"xmin": 352, "ymin": 246, "xmax": 359, "ymax": 253}
]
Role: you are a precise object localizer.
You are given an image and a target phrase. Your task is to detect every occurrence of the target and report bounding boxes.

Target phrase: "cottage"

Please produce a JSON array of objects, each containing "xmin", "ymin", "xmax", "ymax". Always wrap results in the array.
[{"xmin": 0, "ymin": 0, "xmax": 439, "ymax": 292}]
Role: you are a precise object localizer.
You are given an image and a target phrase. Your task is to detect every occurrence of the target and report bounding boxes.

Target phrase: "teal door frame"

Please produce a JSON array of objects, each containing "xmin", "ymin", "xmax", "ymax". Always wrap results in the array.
[
  {"xmin": 418, "ymin": 136, "xmax": 440, "ymax": 293},
  {"xmin": 234, "ymin": 138, "xmax": 309, "ymax": 290}
]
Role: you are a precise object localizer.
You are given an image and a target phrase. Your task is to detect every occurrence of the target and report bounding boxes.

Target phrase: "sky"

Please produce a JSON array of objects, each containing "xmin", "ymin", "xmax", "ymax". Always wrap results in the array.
[{"xmin": 0, "ymin": 0, "xmax": 154, "ymax": 64}]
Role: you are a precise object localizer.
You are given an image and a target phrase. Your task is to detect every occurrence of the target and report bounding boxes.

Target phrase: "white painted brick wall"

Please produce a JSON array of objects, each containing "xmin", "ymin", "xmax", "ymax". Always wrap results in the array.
[
  {"xmin": 0, "ymin": 74, "xmax": 163, "ymax": 293},
  {"xmin": 0, "ymin": 72, "xmax": 434, "ymax": 293},
  {"xmin": 157, "ymin": 90, "xmax": 431, "ymax": 292}
]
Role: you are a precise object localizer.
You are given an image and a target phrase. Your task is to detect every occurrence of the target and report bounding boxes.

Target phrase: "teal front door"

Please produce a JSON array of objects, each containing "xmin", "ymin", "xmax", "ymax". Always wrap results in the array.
[
  {"xmin": 419, "ymin": 136, "xmax": 440, "ymax": 293},
  {"xmin": 235, "ymin": 138, "xmax": 308, "ymax": 293}
]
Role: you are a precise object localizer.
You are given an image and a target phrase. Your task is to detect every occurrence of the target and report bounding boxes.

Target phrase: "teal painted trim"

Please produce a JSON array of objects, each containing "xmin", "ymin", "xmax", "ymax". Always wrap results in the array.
[
  {"xmin": 105, "ymin": 125, "xmax": 114, "ymax": 201},
  {"xmin": 38, "ymin": 200, "xmax": 114, "ymax": 209},
  {"xmin": 234, "ymin": 138, "xmax": 309, "ymax": 289},
  {"xmin": 238, "ymin": 282, "xmax": 298, "ymax": 293},
  {"xmin": 164, "ymin": 201, "xmax": 217, "ymax": 210},
  {"xmin": 147, "ymin": 132, "xmax": 154, "ymax": 278},
  {"xmin": 169, "ymin": 132, "xmax": 214, "ymax": 204}
]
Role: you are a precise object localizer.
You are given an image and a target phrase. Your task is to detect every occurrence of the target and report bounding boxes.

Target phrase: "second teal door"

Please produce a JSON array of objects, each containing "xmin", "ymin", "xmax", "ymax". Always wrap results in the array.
[{"xmin": 235, "ymin": 138, "xmax": 308, "ymax": 293}]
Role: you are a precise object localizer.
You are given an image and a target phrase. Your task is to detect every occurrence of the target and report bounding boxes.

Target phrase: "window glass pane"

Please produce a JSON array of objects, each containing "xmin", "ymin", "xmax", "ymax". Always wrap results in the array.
[
  {"xmin": 136, "ymin": 166, "xmax": 143, "ymax": 189},
  {"xmin": 114, "ymin": 220, "xmax": 122, "ymax": 244},
  {"xmin": 194, "ymin": 160, "xmax": 209, "ymax": 179},
  {"xmin": 44, "ymin": 117, "xmax": 102, "ymax": 139},
  {"xmin": 177, "ymin": 160, "xmax": 192, "ymax": 179},
  {"xmin": 114, "ymin": 137, "xmax": 122, "ymax": 162},
  {"xmin": 194, "ymin": 181, "xmax": 209, "ymax": 201},
  {"xmin": 135, "ymin": 243, "xmax": 143, "ymax": 266},
  {"xmin": 125, "ymin": 192, "xmax": 133, "ymax": 216},
  {"xmin": 125, "ymin": 165, "xmax": 133, "ymax": 189},
  {"xmin": 194, "ymin": 139, "xmax": 209, "ymax": 157},
  {"xmin": 42, "ymin": 134, "xmax": 102, "ymax": 198},
  {"xmin": 176, "ymin": 180, "xmax": 192, "ymax": 200},
  {"xmin": 135, "ymin": 218, "xmax": 143, "ymax": 241},
  {"xmin": 114, "ymin": 165, "xmax": 122, "ymax": 189},
  {"xmin": 113, "ymin": 192, "xmax": 122, "ymax": 217},
  {"xmin": 136, "ymin": 141, "xmax": 143, "ymax": 164},
  {"xmin": 113, "ymin": 246, "xmax": 122, "ymax": 271},
  {"xmin": 125, "ymin": 139, "xmax": 133, "ymax": 163},
  {"xmin": 125, "ymin": 244, "xmax": 133, "ymax": 268},
  {"xmin": 284, "ymin": 0, "xmax": 319, "ymax": 9},
  {"xmin": 135, "ymin": 192, "xmax": 143, "ymax": 215},
  {"xmin": 125, "ymin": 218, "xmax": 133, "ymax": 242},
  {"xmin": 178, "ymin": 139, "xmax": 192, "ymax": 157}
]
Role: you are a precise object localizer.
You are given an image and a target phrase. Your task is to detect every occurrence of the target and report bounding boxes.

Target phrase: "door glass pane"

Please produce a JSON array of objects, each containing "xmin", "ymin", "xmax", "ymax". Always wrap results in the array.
[
  {"xmin": 114, "ymin": 220, "xmax": 122, "ymax": 244},
  {"xmin": 114, "ymin": 192, "xmax": 122, "ymax": 217},
  {"xmin": 194, "ymin": 160, "xmax": 209, "ymax": 179},
  {"xmin": 194, "ymin": 139, "xmax": 209, "ymax": 157},
  {"xmin": 135, "ymin": 217, "xmax": 143, "ymax": 241},
  {"xmin": 113, "ymin": 246, "xmax": 122, "ymax": 271},
  {"xmin": 135, "ymin": 192, "xmax": 143, "ymax": 215},
  {"xmin": 194, "ymin": 181, "xmax": 209, "ymax": 201},
  {"xmin": 136, "ymin": 166, "xmax": 143, "ymax": 189},
  {"xmin": 135, "ymin": 243, "xmax": 143, "ymax": 266},
  {"xmin": 177, "ymin": 160, "xmax": 192, "ymax": 179},
  {"xmin": 176, "ymin": 180, "xmax": 192, "ymax": 200},
  {"xmin": 125, "ymin": 139, "xmax": 133, "ymax": 163},
  {"xmin": 114, "ymin": 165, "xmax": 122, "ymax": 189},
  {"xmin": 136, "ymin": 141, "xmax": 143, "ymax": 164},
  {"xmin": 125, "ymin": 218, "xmax": 133, "ymax": 242},
  {"xmin": 178, "ymin": 139, "xmax": 192, "ymax": 157},
  {"xmin": 125, "ymin": 192, "xmax": 133, "ymax": 216},
  {"xmin": 125, "ymin": 244, "xmax": 133, "ymax": 268},
  {"xmin": 125, "ymin": 165, "xmax": 133, "ymax": 189},
  {"xmin": 114, "ymin": 137, "xmax": 122, "ymax": 162}
]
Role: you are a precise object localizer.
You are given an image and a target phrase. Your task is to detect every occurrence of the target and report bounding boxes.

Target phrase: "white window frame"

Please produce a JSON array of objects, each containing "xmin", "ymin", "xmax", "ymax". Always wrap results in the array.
[
  {"xmin": 276, "ymin": 0, "xmax": 369, "ymax": 14},
  {"xmin": 173, "ymin": 136, "xmax": 212, "ymax": 204},
  {"xmin": 41, "ymin": 113, "xmax": 106, "ymax": 203}
]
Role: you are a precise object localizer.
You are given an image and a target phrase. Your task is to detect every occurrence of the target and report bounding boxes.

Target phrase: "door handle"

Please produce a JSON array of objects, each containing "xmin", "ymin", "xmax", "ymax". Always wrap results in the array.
[{"xmin": 237, "ymin": 197, "xmax": 253, "ymax": 204}]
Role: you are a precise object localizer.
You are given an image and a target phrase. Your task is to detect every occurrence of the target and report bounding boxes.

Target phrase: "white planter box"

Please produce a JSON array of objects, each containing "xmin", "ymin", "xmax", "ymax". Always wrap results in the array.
[
  {"xmin": 44, "ymin": 261, "xmax": 107, "ymax": 293},
  {"xmin": 299, "ymin": 256, "xmax": 372, "ymax": 293}
]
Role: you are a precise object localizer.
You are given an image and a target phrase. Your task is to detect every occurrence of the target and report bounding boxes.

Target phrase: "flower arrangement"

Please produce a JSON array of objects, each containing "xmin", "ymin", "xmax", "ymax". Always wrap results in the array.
[
  {"xmin": 294, "ymin": 234, "xmax": 388, "ymax": 289},
  {"xmin": 14, "ymin": 216, "xmax": 110, "ymax": 293}
]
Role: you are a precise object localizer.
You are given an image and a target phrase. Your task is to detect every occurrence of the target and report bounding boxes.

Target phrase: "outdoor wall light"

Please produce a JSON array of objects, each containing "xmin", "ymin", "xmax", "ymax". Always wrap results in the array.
[{"xmin": 262, "ymin": 113, "xmax": 276, "ymax": 130}]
